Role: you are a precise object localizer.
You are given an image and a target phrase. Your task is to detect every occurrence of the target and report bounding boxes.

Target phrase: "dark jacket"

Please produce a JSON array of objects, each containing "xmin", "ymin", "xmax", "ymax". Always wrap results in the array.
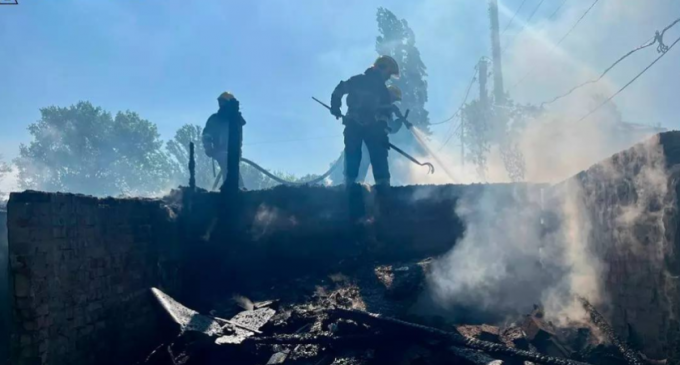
[
  {"xmin": 202, "ymin": 108, "xmax": 246, "ymax": 158},
  {"xmin": 331, "ymin": 67, "xmax": 390, "ymax": 126}
]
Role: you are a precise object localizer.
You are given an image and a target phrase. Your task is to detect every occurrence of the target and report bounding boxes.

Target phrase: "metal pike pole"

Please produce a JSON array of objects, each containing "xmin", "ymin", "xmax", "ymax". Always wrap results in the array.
[{"xmin": 312, "ymin": 97, "xmax": 435, "ymax": 174}]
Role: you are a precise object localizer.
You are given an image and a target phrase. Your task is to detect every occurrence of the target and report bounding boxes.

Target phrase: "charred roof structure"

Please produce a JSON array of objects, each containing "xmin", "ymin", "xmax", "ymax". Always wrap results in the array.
[{"xmin": 5, "ymin": 132, "xmax": 680, "ymax": 365}]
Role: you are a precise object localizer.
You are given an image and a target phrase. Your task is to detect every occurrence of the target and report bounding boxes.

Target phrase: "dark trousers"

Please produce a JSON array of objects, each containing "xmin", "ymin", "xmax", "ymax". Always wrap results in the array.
[{"xmin": 343, "ymin": 122, "xmax": 390, "ymax": 186}]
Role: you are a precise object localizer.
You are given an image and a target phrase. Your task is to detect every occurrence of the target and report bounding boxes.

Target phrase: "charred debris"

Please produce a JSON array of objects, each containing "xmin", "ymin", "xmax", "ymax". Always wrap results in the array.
[{"xmin": 141, "ymin": 243, "xmax": 655, "ymax": 365}]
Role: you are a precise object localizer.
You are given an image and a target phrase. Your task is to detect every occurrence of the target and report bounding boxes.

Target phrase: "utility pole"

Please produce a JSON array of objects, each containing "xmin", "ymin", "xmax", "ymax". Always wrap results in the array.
[
  {"xmin": 478, "ymin": 58, "xmax": 488, "ymax": 108},
  {"xmin": 462, "ymin": 58, "xmax": 488, "ymax": 169},
  {"xmin": 461, "ymin": 118, "xmax": 465, "ymax": 168},
  {"xmin": 489, "ymin": 0, "xmax": 505, "ymax": 105}
]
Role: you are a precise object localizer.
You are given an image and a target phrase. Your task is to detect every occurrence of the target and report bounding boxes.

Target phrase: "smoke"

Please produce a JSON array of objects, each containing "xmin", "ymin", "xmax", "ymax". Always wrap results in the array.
[
  {"xmin": 232, "ymin": 294, "xmax": 255, "ymax": 311},
  {"xmin": 0, "ymin": 165, "xmax": 18, "ymax": 202},
  {"xmin": 426, "ymin": 179, "xmax": 597, "ymax": 324},
  {"xmin": 419, "ymin": 0, "xmax": 674, "ymax": 322},
  {"xmin": 426, "ymin": 131, "xmax": 674, "ymax": 327}
]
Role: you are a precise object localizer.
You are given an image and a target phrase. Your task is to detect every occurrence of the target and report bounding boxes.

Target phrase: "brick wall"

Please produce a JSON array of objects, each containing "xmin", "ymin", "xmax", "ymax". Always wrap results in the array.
[
  {"xmin": 7, "ymin": 192, "xmax": 180, "ymax": 365},
  {"xmin": 566, "ymin": 132, "xmax": 680, "ymax": 359},
  {"xmin": 1, "ymin": 209, "xmax": 8, "ymax": 363}
]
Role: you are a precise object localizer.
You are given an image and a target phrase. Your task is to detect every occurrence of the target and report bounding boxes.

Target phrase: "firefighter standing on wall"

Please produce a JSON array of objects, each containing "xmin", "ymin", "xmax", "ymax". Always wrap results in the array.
[
  {"xmin": 329, "ymin": 55, "xmax": 400, "ymax": 188},
  {"xmin": 202, "ymin": 92, "xmax": 246, "ymax": 193},
  {"xmin": 354, "ymin": 84, "xmax": 406, "ymax": 183}
]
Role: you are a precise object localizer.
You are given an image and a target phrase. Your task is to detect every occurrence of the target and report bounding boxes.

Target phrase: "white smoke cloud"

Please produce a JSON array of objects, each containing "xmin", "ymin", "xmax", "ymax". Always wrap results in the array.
[{"xmin": 419, "ymin": 0, "xmax": 679, "ymax": 327}]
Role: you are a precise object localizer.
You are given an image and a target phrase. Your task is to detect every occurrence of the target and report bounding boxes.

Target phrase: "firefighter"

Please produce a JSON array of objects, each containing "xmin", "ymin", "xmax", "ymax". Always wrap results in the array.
[
  {"xmin": 356, "ymin": 84, "xmax": 405, "ymax": 182},
  {"xmin": 329, "ymin": 55, "xmax": 400, "ymax": 187},
  {"xmin": 202, "ymin": 92, "xmax": 246, "ymax": 193}
]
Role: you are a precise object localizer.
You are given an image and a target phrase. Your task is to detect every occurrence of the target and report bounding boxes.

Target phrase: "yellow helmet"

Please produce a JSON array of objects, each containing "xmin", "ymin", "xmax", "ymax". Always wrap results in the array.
[
  {"xmin": 217, "ymin": 92, "xmax": 235, "ymax": 101},
  {"xmin": 373, "ymin": 55, "xmax": 400, "ymax": 78},
  {"xmin": 387, "ymin": 85, "xmax": 402, "ymax": 102}
]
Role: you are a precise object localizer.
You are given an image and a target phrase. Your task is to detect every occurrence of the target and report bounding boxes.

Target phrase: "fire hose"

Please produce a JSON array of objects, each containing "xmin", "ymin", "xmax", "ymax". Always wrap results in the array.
[
  {"xmin": 211, "ymin": 157, "xmax": 341, "ymax": 190},
  {"xmin": 312, "ymin": 97, "xmax": 435, "ymax": 175}
]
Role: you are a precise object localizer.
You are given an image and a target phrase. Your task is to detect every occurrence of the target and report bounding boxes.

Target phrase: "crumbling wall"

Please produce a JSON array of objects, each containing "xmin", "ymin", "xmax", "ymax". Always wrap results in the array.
[
  {"xmin": 565, "ymin": 131, "xmax": 680, "ymax": 359},
  {"xmin": 7, "ymin": 192, "xmax": 181, "ymax": 365},
  {"xmin": 1, "ymin": 208, "xmax": 9, "ymax": 363},
  {"xmin": 179, "ymin": 183, "xmax": 539, "ymax": 308}
]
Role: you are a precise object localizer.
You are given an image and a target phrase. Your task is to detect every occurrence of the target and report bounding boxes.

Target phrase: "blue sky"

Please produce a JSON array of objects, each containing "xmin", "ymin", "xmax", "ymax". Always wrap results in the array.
[{"xmin": 1, "ymin": 0, "xmax": 679, "ymax": 178}]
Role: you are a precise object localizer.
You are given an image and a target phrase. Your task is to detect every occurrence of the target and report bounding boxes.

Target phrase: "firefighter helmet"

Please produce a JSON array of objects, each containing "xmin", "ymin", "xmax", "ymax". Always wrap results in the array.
[
  {"xmin": 217, "ymin": 92, "xmax": 235, "ymax": 101},
  {"xmin": 373, "ymin": 55, "xmax": 400, "ymax": 78}
]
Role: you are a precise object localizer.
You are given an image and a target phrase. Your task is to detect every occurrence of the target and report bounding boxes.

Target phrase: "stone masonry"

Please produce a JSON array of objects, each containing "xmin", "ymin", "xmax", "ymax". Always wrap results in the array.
[
  {"xmin": 1, "ymin": 208, "xmax": 9, "ymax": 363},
  {"xmin": 8, "ymin": 131, "xmax": 680, "ymax": 364},
  {"xmin": 7, "ymin": 192, "xmax": 180, "ymax": 365},
  {"xmin": 554, "ymin": 131, "xmax": 680, "ymax": 359}
]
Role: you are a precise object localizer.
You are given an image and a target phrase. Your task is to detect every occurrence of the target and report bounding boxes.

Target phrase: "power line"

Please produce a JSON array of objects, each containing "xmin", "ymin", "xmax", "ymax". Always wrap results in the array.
[
  {"xmin": 501, "ymin": 0, "xmax": 529, "ymax": 36},
  {"xmin": 576, "ymin": 34, "xmax": 680, "ymax": 123},
  {"xmin": 438, "ymin": 118, "xmax": 464, "ymax": 152},
  {"xmin": 547, "ymin": 0, "xmax": 568, "ymax": 20},
  {"xmin": 525, "ymin": 0, "xmax": 546, "ymax": 23},
  {"xmin": 539, "ymin": 39, "xmax": 657, "ymax": 106},
  {"xmin": 430, "ymin": 68, "xmax": 478, "ymax": 126},
  {"xmin": 244, "ymin": 134, "xmax": 341, "ymax": 146},
  {"xmin": 555, "ymin": 0, "xmax": 600, "ymax": 45},
  {"xmin": 501, "ymin": 0, "xmax": 546, "ymax": 55},
  {"xmin": 540, "ymin": 16, "xmax": 680, "ymax": 107},
  {"xmin": 509, "ymin": 0, "xmax": 601, "ymax": 91},
  {"xmin": 433, "ymin": 64, "xmax": 480, "ymax": 152}
]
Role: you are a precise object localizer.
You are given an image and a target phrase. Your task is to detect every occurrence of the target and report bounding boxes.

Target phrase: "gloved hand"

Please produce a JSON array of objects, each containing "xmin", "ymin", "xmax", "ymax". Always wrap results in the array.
[
  {"xmin": 400, "ymin": 118, "xmax": 413, "ymax": 130},
  {"xmin": 330, "ymin": 106, "xmax": 342, "ymax": 120}
]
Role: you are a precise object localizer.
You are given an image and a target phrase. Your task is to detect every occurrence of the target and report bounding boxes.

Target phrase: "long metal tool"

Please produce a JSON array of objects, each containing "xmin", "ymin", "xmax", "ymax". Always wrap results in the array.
[
  {"xmin": 312, "ymin": 96, "xmax": 434, "ymax": 174},
  {"xmin": 388, "ymin": 143, "xmax": 435, "ymax": 174}
]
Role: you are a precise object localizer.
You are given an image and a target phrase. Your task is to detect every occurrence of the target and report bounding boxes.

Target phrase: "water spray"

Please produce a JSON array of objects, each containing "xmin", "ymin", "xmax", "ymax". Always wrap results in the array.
[{"xmin": 406, "ymin": 124, "xmax": 459, "ymax": 183}]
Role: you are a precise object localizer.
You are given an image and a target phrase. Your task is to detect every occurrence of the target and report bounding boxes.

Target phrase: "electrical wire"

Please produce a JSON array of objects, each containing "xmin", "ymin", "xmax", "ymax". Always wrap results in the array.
[
  {"xmin": 502, "ymin": 0, "xmax": 529, "ymax": 36},
  {"xmin": 555, "ymin": 0, "xmax": 600, "ymax": 45},
  {"xmin": 438, "ymin": 118, "xmax": 464, "ymax": 152},
  {"xmin": 431, "ymin": 64, "xmax": 480, "ymax": 152},
  {"xmin": 502, "ymin": 0, "xmax": 546, "ymax": 55},
  {"xmin": 244, "ymin": 135, "xmax": 341, "ymax": 146},
  {"xmin": 575, "ymin": 34, "xmax": 680, "ymax": 123},
  {"xmin": 430, "ymin": 68, "xmax": 478, "ymax": 126},
  {"xmin": 509, "ymin": 0, "xmax": 601, "ymax": 91},
  {"xmin": 547, "ymin": 0, "xmax": 568, "ymax": 20},
  {"xmin": 539, "ymin": 38, "xmax": 657, "ymax": 106},
  {"xmin": 540, "ymin": 16, "xmax": 680, "ymax": 107}
]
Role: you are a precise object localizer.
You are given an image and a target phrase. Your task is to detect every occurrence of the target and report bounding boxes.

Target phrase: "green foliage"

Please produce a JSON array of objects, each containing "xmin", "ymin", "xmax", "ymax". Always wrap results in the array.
[
  {"xmin": 462, "ymin": 97, "xmax": 539, "ymax": 181},
  {"xmin": 461, "ymin": 100, "xmax": 492, "ymax": 179},
  {"xmin": 167, "ymin": 124, "xmax": 214, "ymax": 190},
  {"xmin": 0, "ymin": 155, "xmax": 11, "ymax": 199},
  {"xmin": 376, "ymin": 7, "xmax": 430, "ymax": 134},
  {"xmin": 15, "ymin": 101, "xmax": 172, "ymax": 196},
  {"xmin": 14, "ymin": 102, "xmax": 324, "ymax": 196},
  {"xmin": 0, "ymin": 156, "xmax": 10, "ymax": 182}
]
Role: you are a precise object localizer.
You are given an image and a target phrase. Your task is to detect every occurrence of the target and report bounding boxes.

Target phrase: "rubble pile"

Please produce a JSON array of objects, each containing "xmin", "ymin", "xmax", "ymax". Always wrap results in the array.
[{"xmin": 141, "ymin": 258, "xmax": 649, "ymax": 365}]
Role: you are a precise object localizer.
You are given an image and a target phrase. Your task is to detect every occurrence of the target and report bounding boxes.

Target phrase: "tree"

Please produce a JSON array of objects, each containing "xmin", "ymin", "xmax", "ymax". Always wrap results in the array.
[
  {"xmin": 167, "ymin": 124, "xmax": 214, "ymax": 190},
  {"xmin": 14, "ymin": 101, "xmax": 172, "ymax": 197},
  {"xmin": 462, "ymin": 96, "xmax": 538, "ymax": 181},
  {"xmin": 376, "ymin": 8, "xmax": 430, "ymax": 134},
  {"xmin": 0, "ymin": 155, "xmax": 11, "ymax": 200},
  {"xmin": 0, "ymin": 156, "xmax": 10, "ymax": 182}
]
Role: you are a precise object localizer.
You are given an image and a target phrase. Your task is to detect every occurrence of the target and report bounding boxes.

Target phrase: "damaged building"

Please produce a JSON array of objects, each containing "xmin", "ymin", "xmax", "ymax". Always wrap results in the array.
[{"xmin": 3, "ymin": 132, "xmax": 680, "ymax": 365}]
